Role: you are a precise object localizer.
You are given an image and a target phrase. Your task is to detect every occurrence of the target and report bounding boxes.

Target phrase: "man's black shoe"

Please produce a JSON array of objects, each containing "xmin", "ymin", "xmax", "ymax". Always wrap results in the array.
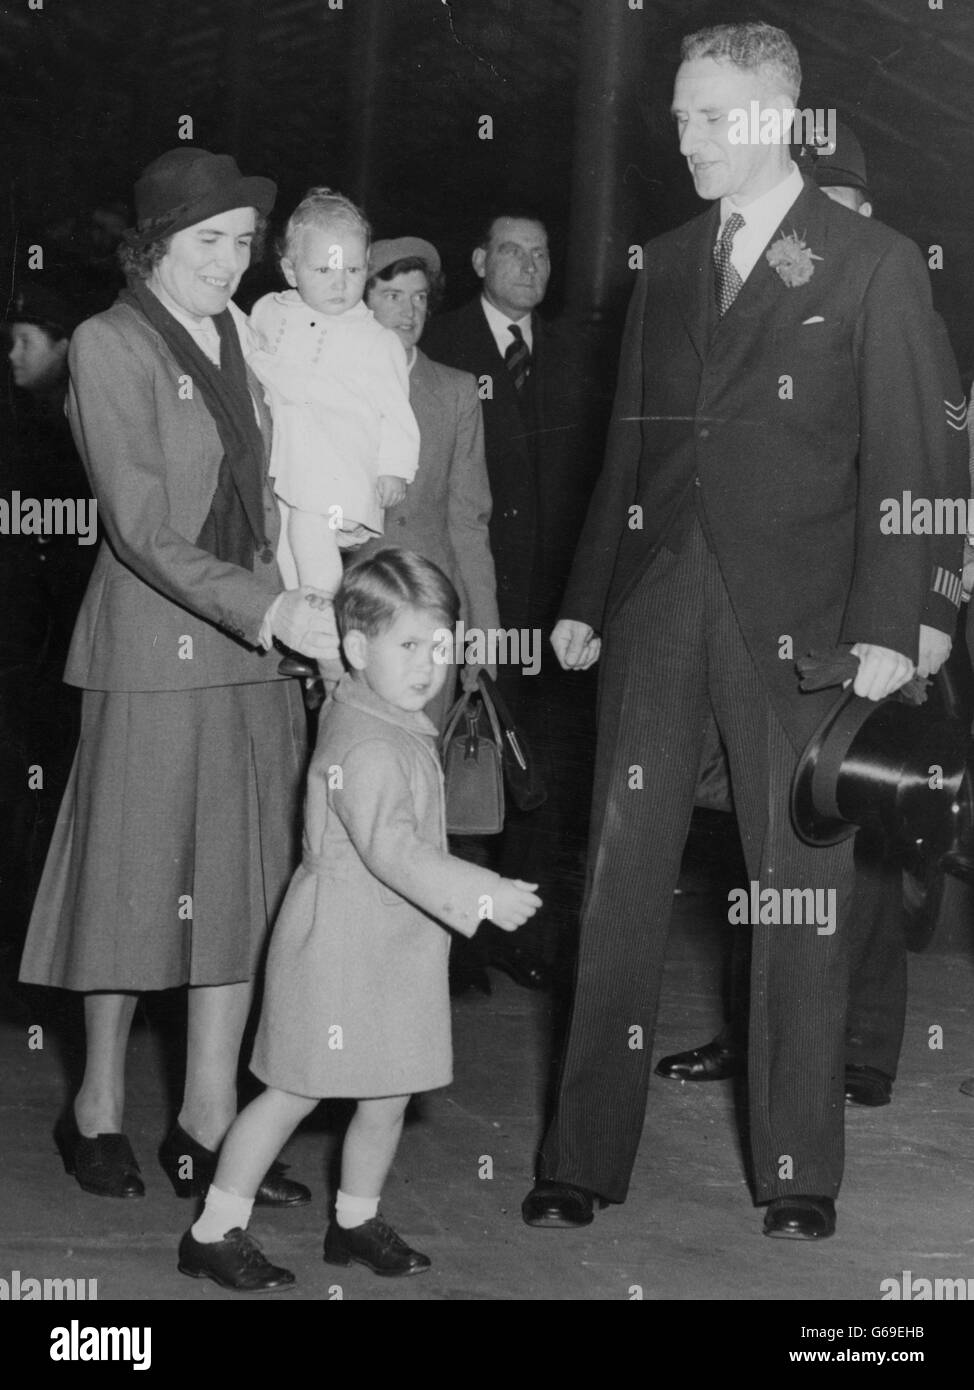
[
  {"xmin": 763, "ymin": 1196, "xmax": 836, "ymax": 1240},
  {"xmin": 655, "ymin": 1038, "xmax": 744, "ymax": 1082},
  {"xmin": 844, "ymin": 1065, "xmax": 893, "ymax": 1107},
  {"xmin": 522, "ymin": 1181, "xmax": 599, "ymax": 1228}
]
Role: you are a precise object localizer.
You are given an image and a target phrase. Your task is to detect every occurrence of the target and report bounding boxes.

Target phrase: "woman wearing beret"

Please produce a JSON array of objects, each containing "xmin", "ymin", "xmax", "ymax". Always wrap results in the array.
[
  {"xmin": 362, "ymin": 237, "xmax": 499, "ymax": 731},
  {"xmin": 19, "ymin": 148, "xmax": 339, "ymax": 1203}
]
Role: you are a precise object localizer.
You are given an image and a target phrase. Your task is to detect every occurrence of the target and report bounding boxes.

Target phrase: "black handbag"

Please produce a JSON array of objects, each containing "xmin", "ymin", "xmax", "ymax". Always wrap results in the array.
[
  {"xmin": 440, "ymin": 685, "xmax": 506, "ymax": 835},
  {"xmin": 476, "ymin": 671, "xmax": 547, "ymax": 812}
]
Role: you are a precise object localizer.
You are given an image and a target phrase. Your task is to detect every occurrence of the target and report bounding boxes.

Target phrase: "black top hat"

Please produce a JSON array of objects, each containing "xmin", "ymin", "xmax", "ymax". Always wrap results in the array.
[
  {"xmin": 129, "ymin": 148, "xmax": 276, "ymax": 246},
  {"xmin": 791, "ymin": 684, "xmax": 970, "ymax": 859}
]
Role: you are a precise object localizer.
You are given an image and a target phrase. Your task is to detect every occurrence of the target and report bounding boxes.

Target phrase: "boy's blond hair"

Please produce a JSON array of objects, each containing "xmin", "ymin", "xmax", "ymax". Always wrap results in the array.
[{"xmin": 279, "ymin": 186, "xmax": 372, "ymax": 264}]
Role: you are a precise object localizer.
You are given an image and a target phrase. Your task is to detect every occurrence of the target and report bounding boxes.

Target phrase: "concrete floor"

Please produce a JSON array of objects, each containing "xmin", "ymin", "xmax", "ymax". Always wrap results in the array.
[{"xmin": 3, "ymin": 870, "xmax": 974, "ymax": 1306}]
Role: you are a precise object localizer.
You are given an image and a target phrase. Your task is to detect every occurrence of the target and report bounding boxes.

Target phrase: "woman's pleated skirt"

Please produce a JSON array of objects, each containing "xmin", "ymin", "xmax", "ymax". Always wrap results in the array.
[{"xmin": 19, "ymin": 680, "xmax": 307, "ymax": 991}]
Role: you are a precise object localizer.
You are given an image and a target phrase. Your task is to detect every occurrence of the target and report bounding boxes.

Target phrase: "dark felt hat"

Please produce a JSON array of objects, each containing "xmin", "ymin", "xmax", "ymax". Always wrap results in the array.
[
  {"xmin": 130, "ymin": 147, "xmax": 276, "ymax": 245},
  {"xmin": 3, "ymin": 283, "xmax": 81, "ymax": 338},
  {"xmin": 791, "ymin": 685, "xmax": 970, "ymax": 859}
]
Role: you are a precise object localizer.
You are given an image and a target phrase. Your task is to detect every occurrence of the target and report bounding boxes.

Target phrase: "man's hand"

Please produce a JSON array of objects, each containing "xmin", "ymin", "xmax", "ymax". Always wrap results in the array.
[
  {"xmin": 271, "ymin": 587, "xmax": 340, "ymax": 661},
  {"xmin": 916, "ymin": 624, "xmax": 951, "ymax": 678},
  {"xmin": 489, "ymin": 879, "xmax": 542, "ymax": 931},
  {"xmin": 551, "ymin": 619, "xmax": 601, "ymax": 671},
  {"xmin": 848, "ymin": 642, "xmax": 915, "ymax": 701},
  {"xmin": 377, "ymin": 475, "xmax": 407, "ymax": 509}
]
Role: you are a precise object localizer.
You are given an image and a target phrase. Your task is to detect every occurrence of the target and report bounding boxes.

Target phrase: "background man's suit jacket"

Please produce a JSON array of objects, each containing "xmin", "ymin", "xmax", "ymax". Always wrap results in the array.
[
  {"xmin": 64, "ymin": 300, "xmax": 287, "ymax": 692},
  {"xmin": 423, "ymin": 298, "xmax": 602, "ymax": 637},
  {"xmin": 359, "ymin": 348, "xmax": 499, "ymax": 636},
  {"xmin": 561, "ymin": 177, "xmax": 969, "ymax": 749}
]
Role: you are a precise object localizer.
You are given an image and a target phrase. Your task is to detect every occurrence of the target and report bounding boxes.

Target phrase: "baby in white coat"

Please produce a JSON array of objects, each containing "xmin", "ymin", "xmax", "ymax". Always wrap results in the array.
[{"xmin": 250, "ymin": 188, "xmax": 420, "ymax": 674}]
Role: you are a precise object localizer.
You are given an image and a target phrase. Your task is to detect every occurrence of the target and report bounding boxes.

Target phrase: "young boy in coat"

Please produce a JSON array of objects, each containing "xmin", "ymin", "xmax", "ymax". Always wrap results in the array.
[{"xmin": 177, "ymin": 548, "xmax": 541, "ymax": 1289}]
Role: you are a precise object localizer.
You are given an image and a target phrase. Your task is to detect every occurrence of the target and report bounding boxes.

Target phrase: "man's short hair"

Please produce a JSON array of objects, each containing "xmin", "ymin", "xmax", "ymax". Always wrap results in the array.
[
  {"xmin": 474, "ymin": 206, "xmax": 549, "ymax": 253},
  {"xmin": 335, "ymin": 548, "xmax": 459, "ymax": 639},
  {"xmin": 680, "ymin": 22, "xmax": 802, "ymax": 103}
]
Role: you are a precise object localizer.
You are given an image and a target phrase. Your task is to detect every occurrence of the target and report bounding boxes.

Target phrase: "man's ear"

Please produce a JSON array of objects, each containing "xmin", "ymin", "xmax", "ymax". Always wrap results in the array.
[
  {"xmin": 343, "ymin": 629, "xmax": 368, "ymax": 671},
  {"xmin": 859, "ymin": 200, "xmax": 873, "ymax": 219},
  {"xmin": 471, "ymin": 247, "xmax": 487, "ymax": 281},
  {"xmin": 280, "ymin": 257, "xmax": 299, "ymax": 289}
]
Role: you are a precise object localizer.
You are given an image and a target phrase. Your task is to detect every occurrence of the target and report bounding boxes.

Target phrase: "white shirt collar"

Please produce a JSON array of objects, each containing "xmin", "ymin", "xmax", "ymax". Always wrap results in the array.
[
  {"xmin": 718, "ymin": 162, "xmax": 805, "ymax": 284},
  {"xmin": 480, "ymin": 293, "xmax": 533, "ymax": 357}
]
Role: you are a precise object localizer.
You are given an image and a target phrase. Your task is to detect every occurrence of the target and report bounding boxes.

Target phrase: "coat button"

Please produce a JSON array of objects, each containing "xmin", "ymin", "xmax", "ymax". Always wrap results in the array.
[{"xmin": 699, "ymin": 427, "xmax": 710, "ymax": 439}]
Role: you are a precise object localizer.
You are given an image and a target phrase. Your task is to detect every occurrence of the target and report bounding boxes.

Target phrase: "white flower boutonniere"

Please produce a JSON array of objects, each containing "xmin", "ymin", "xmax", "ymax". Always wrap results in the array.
[{"xmin": 766, "ymin": 230, "xmax": 822, "ymax": 288}]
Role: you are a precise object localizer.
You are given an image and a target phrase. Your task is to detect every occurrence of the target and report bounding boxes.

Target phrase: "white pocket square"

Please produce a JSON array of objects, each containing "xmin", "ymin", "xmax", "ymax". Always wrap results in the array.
[{"xmin": 802, "ymin": 315, "xmax": 825, "ymax": 325}]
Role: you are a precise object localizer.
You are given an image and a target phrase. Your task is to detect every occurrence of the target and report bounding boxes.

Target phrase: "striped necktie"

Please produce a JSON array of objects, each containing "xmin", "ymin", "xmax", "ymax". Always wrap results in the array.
[
  {"xmin": 714, "ymin": 211, "xmax": 746, "ymax": 317},
  {"xmin": 504, "ymin": 322, "xmax": 531, "ymax": 392}
]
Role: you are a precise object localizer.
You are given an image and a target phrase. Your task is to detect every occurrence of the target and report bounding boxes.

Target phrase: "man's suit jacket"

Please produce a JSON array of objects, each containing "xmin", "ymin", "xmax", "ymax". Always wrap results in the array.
[
  {"xmin": 64, "ymin": 300, "xmax": 287, "ymax": 692},
  {"xmin": 359, "ymin": 348, "xmax": 499, "ymax": 636},
  {"xmin": 422, "ymin": 298, "xmax": 600, "ymax": 635},
  {"xmin": 561, "ymin": 177, "xmax": 969, "ymax": 748}
]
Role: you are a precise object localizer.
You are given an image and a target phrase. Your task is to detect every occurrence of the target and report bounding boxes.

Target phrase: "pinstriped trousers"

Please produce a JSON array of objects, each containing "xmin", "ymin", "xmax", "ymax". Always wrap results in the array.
[{"xmin": 539, "ymin": 519, "xmax": 855, "ymax": 1204}]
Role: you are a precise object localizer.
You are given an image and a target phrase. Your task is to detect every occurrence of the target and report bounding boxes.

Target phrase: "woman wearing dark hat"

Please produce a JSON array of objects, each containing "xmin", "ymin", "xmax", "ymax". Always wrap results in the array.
[
  {"xmin": 362, "ymin": 237, "xmax": 499, "ymax": 731},
  {"xmin": 19, "ymin": 148, "xmax": 339, "ymax": 1203}
]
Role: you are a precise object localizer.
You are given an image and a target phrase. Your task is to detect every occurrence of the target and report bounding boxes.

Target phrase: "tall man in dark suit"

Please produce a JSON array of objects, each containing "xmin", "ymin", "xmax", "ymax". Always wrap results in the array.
[
  {"xmin": 521, "ymin": 21, "xmax": 967, "ymax": 1240},
  {"xmin": 424, "ymin": 213, "xmax": 601, "ymax": 985},
  {"xmin": 655, "ymin": 122, "xmax": 963, "ymax": 1110}
]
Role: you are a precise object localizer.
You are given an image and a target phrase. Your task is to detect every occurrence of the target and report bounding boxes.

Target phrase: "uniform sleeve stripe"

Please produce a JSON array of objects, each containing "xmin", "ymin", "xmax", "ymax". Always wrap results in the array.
[
  {"xmin": 933, "ymin": 566, "xmax": 963, "ymax": 607},
  {"xmin": 945, "ymin": 399, "xmax": 968, "ymax": 430}
]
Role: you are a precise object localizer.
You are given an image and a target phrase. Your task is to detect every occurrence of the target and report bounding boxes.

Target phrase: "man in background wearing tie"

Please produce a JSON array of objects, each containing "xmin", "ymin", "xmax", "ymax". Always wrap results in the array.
[
  {"xmin": 521, "ymin": 21, "xmax": 966, "ymax": 1241},
  {"xmin": 424, "ymin": 212, "xmax": 601, "ymax": 991}
]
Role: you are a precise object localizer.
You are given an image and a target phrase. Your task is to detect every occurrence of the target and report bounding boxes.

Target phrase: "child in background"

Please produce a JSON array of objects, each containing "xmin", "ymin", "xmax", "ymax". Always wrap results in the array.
[
  {"xmin": 177, "ymin": 549, "xmax": 541, "ymax": 1290},
  {"xmin": 250, "ymin": 189, "xmax": 420, "ymax": 679}
]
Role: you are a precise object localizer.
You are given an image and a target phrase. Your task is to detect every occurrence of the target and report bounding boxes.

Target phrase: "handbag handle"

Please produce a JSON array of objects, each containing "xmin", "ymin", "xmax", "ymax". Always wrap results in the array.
[
  {"xmin": 476, "ymin": 679, "xmax": 505, "ymax": 749},
  {"xmin": 475, "ymin": 671, "xmax": 528, "ymax": 770},
  {"xmin": 441, "ymin": 687, "xmax": 474, "ymax": 753},
  {"xmin": 463, "ymin": 706, "xmax": 480, "ymax": 759},
  {"xmin": 440, "ymin": 683, "xmax": 505, "ymax": 760}
]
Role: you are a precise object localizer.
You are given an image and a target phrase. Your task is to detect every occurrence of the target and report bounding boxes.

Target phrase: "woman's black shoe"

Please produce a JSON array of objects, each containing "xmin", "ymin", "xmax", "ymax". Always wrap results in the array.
[
  {"xmin": 323, "ymin": 1215, "xmax": 431, "ymax": 1277},
  {"xmin": 159, "ymin": 1122, "xmax": 311, "ymax": 1206},
  {"xmin": 177, "ymin": 1227, "xmax": 296, "ymax": 1292},
  {"xmin": 54, "ymin": 1111, "xmax": 145, "ymax": 1199}
]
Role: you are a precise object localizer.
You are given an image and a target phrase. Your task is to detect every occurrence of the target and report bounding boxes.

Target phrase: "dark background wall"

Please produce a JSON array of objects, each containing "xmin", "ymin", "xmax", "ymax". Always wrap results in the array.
[{"xmin": 2, "ymin": 0, "xmax": 973, "ymax": 375}]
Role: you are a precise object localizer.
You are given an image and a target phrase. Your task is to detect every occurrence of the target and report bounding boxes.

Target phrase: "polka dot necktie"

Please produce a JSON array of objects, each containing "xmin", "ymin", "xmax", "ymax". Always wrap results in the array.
[
  {"xmin": 714, "ymin": 211, "xmax": 746, "ymax": 317},
  {"xmin": 504, "ymin": 322, "xmax": 531, "ymax": 392}
]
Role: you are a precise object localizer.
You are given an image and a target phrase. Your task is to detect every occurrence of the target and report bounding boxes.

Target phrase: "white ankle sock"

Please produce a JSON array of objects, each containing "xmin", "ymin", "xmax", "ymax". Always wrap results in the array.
[
  {"xmin": 191, "ymin": 1185, "xmax": 254, "ymax": 1244},
  {"xmin": 336, "ymin": 1190, "xmax": 379, "ymax": 1229}
]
